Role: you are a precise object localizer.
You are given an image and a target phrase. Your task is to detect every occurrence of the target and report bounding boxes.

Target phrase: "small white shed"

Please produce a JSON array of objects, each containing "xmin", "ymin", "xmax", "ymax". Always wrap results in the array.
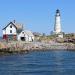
[{"xmin": 17, "ymin": 30, "xmax": 34, "ymax": 42}]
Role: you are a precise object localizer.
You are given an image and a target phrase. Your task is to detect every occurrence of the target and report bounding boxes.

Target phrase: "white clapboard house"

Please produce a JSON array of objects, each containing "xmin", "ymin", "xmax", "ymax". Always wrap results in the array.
[
  {"xmin": 3, "ymin": 20, "xmax": 23, "ymax": 40},
  {"xmin": 3, "ymin": 20, "xmax": 34, "ymax": 42}
]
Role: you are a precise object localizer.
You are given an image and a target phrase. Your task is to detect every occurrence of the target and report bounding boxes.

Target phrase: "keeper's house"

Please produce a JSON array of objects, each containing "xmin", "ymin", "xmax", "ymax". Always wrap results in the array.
[
  {"xmin": 2, "ymin": 20, "xmax": 34, "ymax": 42},
  {"xmin": 2, "ymin": 20, "xmax": 23, "ymax": 40}
]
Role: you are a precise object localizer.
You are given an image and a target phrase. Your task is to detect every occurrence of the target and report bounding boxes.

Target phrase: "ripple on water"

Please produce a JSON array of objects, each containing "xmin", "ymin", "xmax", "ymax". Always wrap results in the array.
[{"xmin": 0, "ymin": 50, "xmax": 75, "ymax": 75}]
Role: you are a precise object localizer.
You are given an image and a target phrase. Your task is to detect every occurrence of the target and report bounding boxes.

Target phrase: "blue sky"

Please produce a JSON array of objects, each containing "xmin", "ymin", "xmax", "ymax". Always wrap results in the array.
[{"xmin": 0, "ymin": 0, "xmax": 75, "ymax": 36}]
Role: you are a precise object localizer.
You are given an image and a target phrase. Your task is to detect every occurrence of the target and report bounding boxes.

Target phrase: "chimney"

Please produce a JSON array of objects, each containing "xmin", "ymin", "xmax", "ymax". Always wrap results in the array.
[{"xmin": 13, "ymin": 20, "xmax": 16, "ymax": 23}]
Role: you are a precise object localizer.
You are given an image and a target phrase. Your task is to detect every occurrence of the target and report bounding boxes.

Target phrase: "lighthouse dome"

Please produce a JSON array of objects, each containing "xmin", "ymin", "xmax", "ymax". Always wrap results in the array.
[{"xmin": 56, "ymin": 9, "xmax": 60, "ymax": 13}]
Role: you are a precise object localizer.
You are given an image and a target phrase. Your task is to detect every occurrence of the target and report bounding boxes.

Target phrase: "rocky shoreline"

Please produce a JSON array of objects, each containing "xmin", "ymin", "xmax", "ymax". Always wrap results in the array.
[{"xmin": 0, "ymin": 41, "xmax": 75, "ymax": 55}]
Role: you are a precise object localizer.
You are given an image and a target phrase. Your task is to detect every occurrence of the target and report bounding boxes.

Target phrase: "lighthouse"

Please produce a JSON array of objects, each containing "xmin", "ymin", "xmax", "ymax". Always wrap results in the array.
[
  {"xmin": 54, "ymin": 9, "xmax": 61, "ymax": 34},
  {"xmin": 54, "ymin": 9, "xmax": 63, "ymax": 38}
]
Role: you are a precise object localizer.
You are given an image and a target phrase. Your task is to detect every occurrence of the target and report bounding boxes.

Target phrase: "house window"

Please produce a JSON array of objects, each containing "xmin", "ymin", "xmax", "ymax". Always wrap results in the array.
[
  {"xmin": 10, "ymin": 30, "xmax": 12, "ymax": 33},
  {"xmin": 10, "ymin": 25, "xmax": 12, "ymax": 28}
]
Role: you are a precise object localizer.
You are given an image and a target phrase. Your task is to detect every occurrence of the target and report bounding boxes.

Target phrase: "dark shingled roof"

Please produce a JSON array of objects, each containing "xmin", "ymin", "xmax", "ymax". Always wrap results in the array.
[{"xmin": 3, "ymin": 21, "xmax": 23, "ymax": 33}]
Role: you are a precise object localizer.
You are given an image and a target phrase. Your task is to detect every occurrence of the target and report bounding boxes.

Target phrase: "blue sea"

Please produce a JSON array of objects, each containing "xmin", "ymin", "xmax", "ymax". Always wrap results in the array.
[{"xmin": 0, "ymin": 50, "xmax": 75, "ymax": 75}]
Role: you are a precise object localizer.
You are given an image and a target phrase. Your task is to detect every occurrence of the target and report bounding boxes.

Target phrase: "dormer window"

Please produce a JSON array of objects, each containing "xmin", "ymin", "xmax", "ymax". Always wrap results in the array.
[{"xmin": 10, "ymin": 25, "xmax": 12, "ymax": 28}]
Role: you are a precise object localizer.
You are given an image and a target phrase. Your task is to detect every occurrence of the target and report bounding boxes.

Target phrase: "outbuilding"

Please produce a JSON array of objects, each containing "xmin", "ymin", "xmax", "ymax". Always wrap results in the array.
[{"xmin": 17, "ymin": 30, "xmax": 34, "ymax": 42}]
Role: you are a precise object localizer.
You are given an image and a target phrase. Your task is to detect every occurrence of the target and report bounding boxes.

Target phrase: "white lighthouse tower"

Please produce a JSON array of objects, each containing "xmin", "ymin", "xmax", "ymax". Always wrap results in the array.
[
  {"xmin": 54, "ymin": 9, "xmax": 61, "ymax": 34},
  {"xmin": 54, "ymin": 9, "xmax": 63, "ymax": 38}
]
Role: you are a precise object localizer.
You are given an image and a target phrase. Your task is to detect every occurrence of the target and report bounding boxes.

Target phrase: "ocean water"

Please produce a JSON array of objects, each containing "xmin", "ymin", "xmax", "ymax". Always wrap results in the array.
[{"xmin": 0, "ymin": 50, "xmax": 75, "ymax": 75}]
